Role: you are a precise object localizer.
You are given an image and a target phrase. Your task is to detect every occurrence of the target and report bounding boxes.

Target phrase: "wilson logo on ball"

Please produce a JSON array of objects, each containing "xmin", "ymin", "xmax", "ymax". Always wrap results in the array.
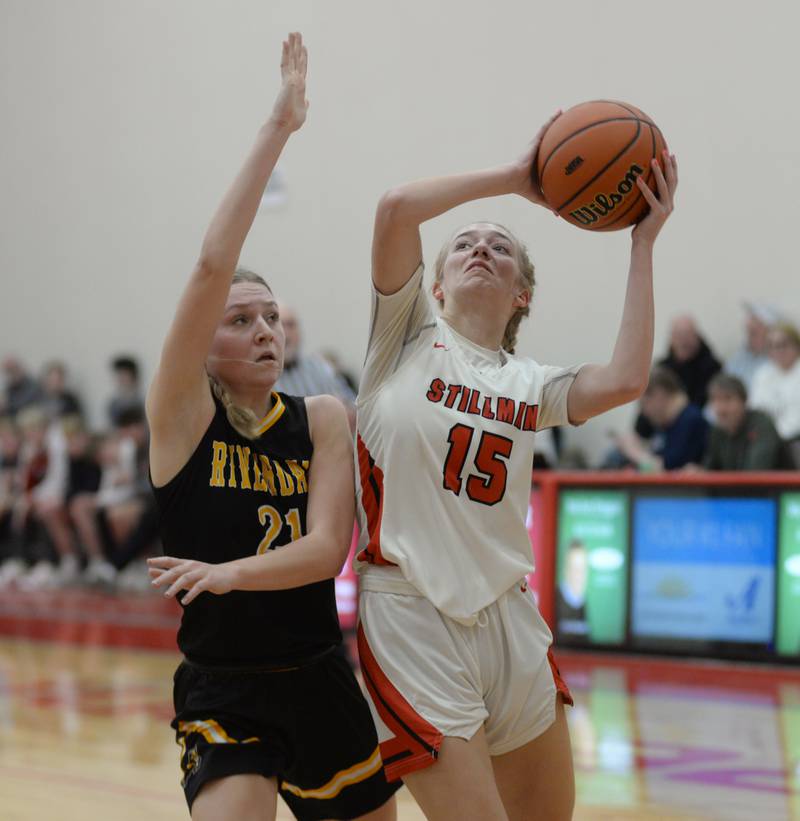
[{"xmin": 569, "ymin": 163, "xmax": 643, "ymax": 226}]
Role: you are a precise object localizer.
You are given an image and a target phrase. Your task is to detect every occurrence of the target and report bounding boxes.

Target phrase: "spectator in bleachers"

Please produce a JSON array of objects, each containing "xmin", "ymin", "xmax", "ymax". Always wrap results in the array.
[
  {"xmin": 658, "ymin": 314, "xmax": 722, "ymax": 409},
  {"xmin": 319, "ymin": 348, "xmax": 359, "ymax": 396},
  {"xmin": 632, "ymin": 315, "xmax": 722, "ymax": 446},
  {"xmin": 615, "ymin": 367, "xmax": 709, "ymax": 471},
  {"xmin": 725, "ymin": 302, "xmax": 780, "ymax": 391},
  {"xmin": 41, "ymin": 360, "xmax": 84, "ymax": 421},
  {"xmin": 749, "ymin": 322, "xmax": 800, "ymax": 460},
  {"xmin": 274, "ymin": 302, "xmax": 356, "ymax": 426},
  {"xmin": 1, "ymin": 356, "xmax": 43, "ymax": 419},
  {"xmin": 704, "ymin": 374, "xmax": 795, "ymax": 471},
  {"xmin": 107, "ymin": 355, "xmax": 144, "ymax": 428},
  {"xmin": 0, "ymin": 417, "xmax": 20, "ymax": 581},
  {"xmin": 3, "ymin": 406, "xmax": 53, "ymax": 588},
  {"xmin": 69, "ymin": 406, "xmax": 149, "ymax": 585}
]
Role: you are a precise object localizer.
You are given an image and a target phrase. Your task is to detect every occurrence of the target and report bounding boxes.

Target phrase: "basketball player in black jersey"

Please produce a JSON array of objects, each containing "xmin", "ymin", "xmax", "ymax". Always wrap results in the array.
[{"xmin": 145, "ymin": 34, "xmax": 398, "ymax": 821}]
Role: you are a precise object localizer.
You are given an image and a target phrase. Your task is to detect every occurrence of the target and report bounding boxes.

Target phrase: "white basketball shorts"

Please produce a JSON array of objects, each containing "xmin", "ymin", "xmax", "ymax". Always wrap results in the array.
[{"xmin": 357, "ymin": 574, "xmax": 572, "ymax": 781}]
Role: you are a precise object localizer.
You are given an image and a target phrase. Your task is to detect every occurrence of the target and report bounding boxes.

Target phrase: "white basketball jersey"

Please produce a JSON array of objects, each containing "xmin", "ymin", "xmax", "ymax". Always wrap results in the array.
[{"xmin": 355, "ymin": 264, "xmax": 579, "ymax": 624}]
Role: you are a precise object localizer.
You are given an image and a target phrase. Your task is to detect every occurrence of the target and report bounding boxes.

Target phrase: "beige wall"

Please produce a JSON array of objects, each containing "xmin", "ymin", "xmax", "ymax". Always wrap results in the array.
[{"xmin": 2, "ymin": 0, "xmax": 798, "ymax": 462}]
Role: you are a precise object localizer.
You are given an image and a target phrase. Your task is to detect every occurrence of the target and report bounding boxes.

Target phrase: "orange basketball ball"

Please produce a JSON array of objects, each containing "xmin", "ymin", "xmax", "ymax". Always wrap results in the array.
[{"xmin": 535, "ymin": 100, "xmax": 667, "ymax": 231}]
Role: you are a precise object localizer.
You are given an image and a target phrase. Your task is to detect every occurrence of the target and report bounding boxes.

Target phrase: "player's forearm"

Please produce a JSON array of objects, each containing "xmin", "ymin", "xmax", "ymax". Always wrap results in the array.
[
  {"xmin": 228, "ymin": 531, "xmax": 347, "ymax": 591},
  {"xmin": 378, "ymin": 164, "xmax": 518, "ymax": 227},
  {"xmin": 605, "ymin": 237, "xmax": 655, "ymax": 396},
  {"xmin": 198, "ymin": 121, "xmax": 292, "ymax": 276}
]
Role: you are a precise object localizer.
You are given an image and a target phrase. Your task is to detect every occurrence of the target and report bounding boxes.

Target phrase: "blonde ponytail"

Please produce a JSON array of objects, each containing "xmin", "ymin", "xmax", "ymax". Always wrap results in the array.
[{"xmin": 208, "ymin": 376, "xmax": 262, "ymax": 440}]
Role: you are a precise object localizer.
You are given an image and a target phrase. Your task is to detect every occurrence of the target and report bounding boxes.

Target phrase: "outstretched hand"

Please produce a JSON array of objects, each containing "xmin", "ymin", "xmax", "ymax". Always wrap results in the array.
[
  {"xmin": 632, "ymin": 150, "xmax": 678, "ymax": 244},
  {"xmin": 148, "ymin": 556, "xmax": 238, "ymax": 605},
  {"xmin": 509, "ymin": 110, "xmax": 563, "ymax": 210},
  {"xmin": 270, "ymin": 32, "xmax": 309, "ymax": 133}
]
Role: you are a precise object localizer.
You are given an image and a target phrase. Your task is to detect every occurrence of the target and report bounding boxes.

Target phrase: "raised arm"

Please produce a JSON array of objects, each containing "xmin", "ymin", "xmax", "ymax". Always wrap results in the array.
[
  {"xmin": 567, "ymin": 151, "xmax": 678, "ymax": 424},
  {"xmin": 146, "ymin": 34, "xmax": 308, "ymax": 456},
  {"xmin": 147, "ymin": 395, "xmax": 355, "ymax": 601},
  {"xmin": 372, "ymin": 113, "xmax": 561, "ymax": 295}
]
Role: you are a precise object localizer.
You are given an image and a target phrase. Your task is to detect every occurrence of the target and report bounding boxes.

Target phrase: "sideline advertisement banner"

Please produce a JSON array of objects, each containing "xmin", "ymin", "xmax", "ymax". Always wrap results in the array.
[
  {"xmin": 555, "ymin": 490, "xmax": 629, "ymax": 645},
  {"xmin": 777, "ymin": 494, "xmax": 800, "ymax": 657},
  {"xmin": 631, "ymin": 497, "xmax": 776, "ymax": 645}
]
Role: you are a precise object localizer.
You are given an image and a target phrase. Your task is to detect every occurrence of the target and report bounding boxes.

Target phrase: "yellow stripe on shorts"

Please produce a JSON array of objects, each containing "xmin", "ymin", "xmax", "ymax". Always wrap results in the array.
[
  {"xmin": 177, "ymin": 719, "xmax": 259, "ymax": 745},
  {"xmin": 280, "ymin": 745, "xmax": 382, "ymax": 801}
]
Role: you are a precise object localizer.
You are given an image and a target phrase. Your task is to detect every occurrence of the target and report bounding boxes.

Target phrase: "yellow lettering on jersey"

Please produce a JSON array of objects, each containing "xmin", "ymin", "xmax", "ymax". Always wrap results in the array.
[
  {"xmin": 252, "ymin": 457, "xmax": 267, "ymax": 492},
  {"xmin": 227, "ymin": 445, "xmax": 238, "ymax": 488},
  {"xmin": 236, "ymin": 446, "xmax": 252, "ymax": 489},
  {"xmin": 274, "ymin": 462, "xmax": 295, "ymax": 496},
  {"xmin": 257, "ymin": 505, "xmax": 282, "ymax": 554},
  {"xmin": 258, "ymin": 455, "xmax": 277, "ymax": 495},
  {"xmin": 286, "ymin": 460, "xmax": 308, "ymax": 494},
  {"xmin": 209, "ymin": 441, "xmax": 227, "ymax": 487},
  {"xmin": 285, "ymin": 507, "xmax": 302, "ymax": 542}
]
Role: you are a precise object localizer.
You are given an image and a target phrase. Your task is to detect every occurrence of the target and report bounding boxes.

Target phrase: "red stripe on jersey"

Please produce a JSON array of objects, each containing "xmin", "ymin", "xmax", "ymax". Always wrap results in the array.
[
  {"xmin": 547, "ymin": 647, "xmax": 574, "ymax": 706},
  {"xmin": 356, "ymin": 435, "xmax": 394, "ymax": 566},
  {"xmin": 357, "ymin": 624, "xmax": 442, "ymax": 781}
]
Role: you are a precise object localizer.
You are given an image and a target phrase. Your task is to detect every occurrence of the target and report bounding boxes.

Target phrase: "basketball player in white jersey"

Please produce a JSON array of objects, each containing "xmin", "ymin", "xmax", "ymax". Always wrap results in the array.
[{"xmin": 355, "ymin": 116, "xmax": 678, "ymax": 820}]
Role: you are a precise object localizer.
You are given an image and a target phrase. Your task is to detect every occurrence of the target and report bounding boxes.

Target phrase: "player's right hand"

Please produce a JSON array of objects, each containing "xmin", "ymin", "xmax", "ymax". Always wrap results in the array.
[
  {"xmin": 270, "ymin": 32, "xmax": 309, "ymax": 133},
  {"xmin": 511, "ymin": 109, "xmax": 563, "ymax": 210},
  {"xmin": 148, "ymin": 556, "xmax": 237, "ymax": 605}
]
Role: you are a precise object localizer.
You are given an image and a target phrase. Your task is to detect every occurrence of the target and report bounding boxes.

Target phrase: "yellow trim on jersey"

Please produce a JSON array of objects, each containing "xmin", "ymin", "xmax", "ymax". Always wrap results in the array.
[
  {"xmin": 256, "ymin": 392, "xmax": 286, "ymax": 435},
  {"xmin": 280, "ymin": 745, "xmax": 382, "ymax": 800},
  {"xmin": 177, "ymin": 719, "xmax": 259, "ymax": 745}
]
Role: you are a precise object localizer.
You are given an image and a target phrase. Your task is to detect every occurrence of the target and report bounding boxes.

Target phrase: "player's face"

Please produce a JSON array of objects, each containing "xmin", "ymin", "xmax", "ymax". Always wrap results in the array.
[
  {"xmin": 710, "ymin": 389, "xmax": 746, "ymax": 434},
  {"xmin": 438, "ymin": 223, "xmax": 528, "ymax": 314},
  {"xmin": 207, "ymin": 283, "xmax": 285, "ymax": 389}
]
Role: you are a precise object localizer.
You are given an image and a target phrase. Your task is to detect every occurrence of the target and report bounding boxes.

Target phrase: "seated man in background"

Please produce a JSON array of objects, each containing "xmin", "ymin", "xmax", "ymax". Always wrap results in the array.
[
  {"xmin": 1, "ymin": 357, "xmax": 43, "ymax": 420},
  {"xmin": 40, "ymin": 361, "xmax": 84, "ymax": 422},
  {"xmin": 107, "ymin": 355, "xmax": 144, "ymax": 429},
  {"xmin": 615, "ymin": 367, "xmax": 709, "ymax": 471},
  {"xmin": 659, "ymin": 314, "xmax": 722, "ymax": 408},
  {"xmin": 274, "ymin": 301, "xmax": 356, "ymax": 427},
  {"xmin": 630, "ymin": 314, "xmax": 721, "ymax": 448},
  {"xmin": 704, "ymin": 374, "xmax": 795, "ymax": 471},
  {"xmin": 749, "ymin": 323, "xmax": 800, "ymax": 459},
  {"xmin": 725, "ymin": 302, "xmax": 780, "ymax": 392}
]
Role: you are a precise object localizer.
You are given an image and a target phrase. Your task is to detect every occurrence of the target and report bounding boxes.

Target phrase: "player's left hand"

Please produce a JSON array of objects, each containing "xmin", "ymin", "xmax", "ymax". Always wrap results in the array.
[
  {"xmin": 632, "ymin": 149, "xmax": 678, "ymax": 244},
  {"xmin": 148, "ymin": 556, "xmax": 237, "ymax": 604}
]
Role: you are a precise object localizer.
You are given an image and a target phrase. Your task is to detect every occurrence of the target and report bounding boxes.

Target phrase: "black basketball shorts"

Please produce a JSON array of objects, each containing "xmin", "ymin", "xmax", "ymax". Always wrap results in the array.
[{"xmin": 171, "ymin": 648, "xmax": 400, "ymax": 820}]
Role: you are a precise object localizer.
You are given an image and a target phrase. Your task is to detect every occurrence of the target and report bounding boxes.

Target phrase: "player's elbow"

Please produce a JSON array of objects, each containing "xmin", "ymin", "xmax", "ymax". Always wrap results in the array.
[
  {"xmin": 609, "ymin": 367, "xmax": 649, "ymax": 405},
  {"xmin": 376, "ymin": 187, "xmax": 416, "ymax": 227},
  {"xmin": 320, "ymin": 535, "xmax": 349, "ymax": 579}
]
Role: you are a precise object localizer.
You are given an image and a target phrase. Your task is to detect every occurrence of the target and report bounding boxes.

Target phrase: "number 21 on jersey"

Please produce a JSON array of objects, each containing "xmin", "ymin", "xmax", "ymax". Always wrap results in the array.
[{"xmin": 257, "ymin": 505, "xmax": 302, "ymax": 554}]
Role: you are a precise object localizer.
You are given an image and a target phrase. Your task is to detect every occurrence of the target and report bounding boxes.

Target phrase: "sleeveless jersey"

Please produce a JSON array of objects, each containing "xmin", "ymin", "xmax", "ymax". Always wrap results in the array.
[
  {"xmin": 355, "ymin": 264, "xmax": 580, "ymax": 624},
  {"xmin": 151, "ymin": 392, "xmax": 341, "ymax": 666}
]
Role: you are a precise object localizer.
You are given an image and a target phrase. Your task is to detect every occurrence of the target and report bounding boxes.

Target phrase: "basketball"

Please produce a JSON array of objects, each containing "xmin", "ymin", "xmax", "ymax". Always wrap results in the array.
[{"xmin": 535, "ymin": 100, "xmax": 667, "ymax": 231}]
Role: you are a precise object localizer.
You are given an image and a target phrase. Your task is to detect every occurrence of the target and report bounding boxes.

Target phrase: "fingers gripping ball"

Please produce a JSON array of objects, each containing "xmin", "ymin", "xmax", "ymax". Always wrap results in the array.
[{"xmin": 535, "ymin": 101, "xmax": 667, "ymax": 231}]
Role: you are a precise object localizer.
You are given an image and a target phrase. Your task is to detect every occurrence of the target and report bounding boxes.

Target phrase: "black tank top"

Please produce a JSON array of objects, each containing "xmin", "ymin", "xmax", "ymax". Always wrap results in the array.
[{"xmin": 151, "ymin": 392, "xmax": 341, "ymax": 666}]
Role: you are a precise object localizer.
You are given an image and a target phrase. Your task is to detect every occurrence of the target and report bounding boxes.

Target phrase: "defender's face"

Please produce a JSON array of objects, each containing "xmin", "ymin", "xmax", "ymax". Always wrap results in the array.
[{"xmin": 207, "ymin": 283, "xmax": 285, "ymax": 390}]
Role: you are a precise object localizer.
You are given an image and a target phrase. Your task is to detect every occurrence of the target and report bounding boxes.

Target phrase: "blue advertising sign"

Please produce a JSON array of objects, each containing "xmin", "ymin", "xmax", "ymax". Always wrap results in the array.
[{"xmin": 632, "ymin": 497, "xmax": 776, "ymax": 643}]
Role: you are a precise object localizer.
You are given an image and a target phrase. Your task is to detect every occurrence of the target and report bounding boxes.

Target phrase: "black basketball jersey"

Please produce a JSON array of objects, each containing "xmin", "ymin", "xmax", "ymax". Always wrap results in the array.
[{"xmin": 151, "ymin": 392, "xmax": 341, "ymax": 666}]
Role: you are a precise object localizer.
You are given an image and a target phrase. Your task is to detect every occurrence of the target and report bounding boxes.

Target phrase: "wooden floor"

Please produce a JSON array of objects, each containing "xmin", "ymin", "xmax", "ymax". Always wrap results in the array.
[{"xmin": 1, "ymin": 601, "xmax": 800, "ymax": 819}]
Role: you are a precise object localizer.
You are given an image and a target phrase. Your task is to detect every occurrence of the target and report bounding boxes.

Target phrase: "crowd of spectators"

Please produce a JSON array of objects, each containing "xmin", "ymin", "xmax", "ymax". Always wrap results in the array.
[
  {"xmin": 0, "ymin": 354, "xmax": 154, "ymax": 591},
  {"xmin": 602, "ymin": 303, "xmax": 800, "ymax": 472}
]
